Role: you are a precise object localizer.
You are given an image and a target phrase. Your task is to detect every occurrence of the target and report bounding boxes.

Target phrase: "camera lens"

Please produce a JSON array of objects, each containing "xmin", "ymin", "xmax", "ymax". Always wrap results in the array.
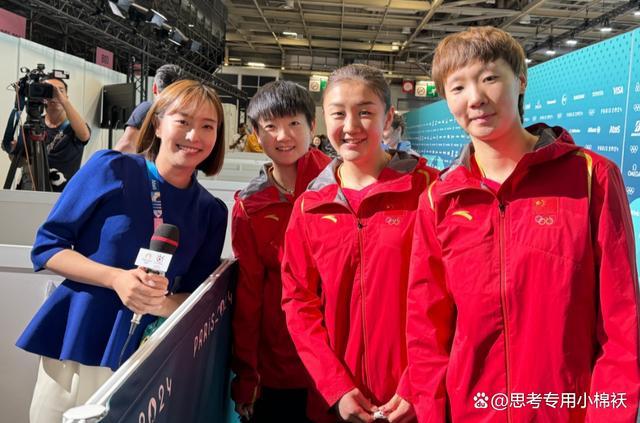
[{"xmin": 28, "ymin": 83, "xmax": 54, "ymax": 100}]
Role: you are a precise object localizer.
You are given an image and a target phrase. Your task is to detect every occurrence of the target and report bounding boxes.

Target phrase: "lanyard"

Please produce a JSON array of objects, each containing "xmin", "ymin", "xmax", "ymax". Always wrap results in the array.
[
  {"xmin": 145, "ymin": 160, "xmax": 163, "ymax": 230},
  {"xmin": 46, "ymin": 120, "xmax": 71, "ymax": 153}
]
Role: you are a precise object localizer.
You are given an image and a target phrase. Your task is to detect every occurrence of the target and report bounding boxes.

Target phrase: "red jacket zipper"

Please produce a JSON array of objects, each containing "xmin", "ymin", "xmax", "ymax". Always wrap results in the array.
[
  {"xmin": 499, "ymin": 202, "xmax": 512, "ymax": 423},
  {"xmin": 356, "ymin": 217, "xmax": 372, "ymax": 392}
]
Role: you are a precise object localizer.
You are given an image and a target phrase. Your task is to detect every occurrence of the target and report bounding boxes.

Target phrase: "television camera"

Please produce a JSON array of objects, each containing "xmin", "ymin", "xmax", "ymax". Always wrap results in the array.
[{"xmin": 2, "ymin": 64, "xmax": 69, "ymax": 191}]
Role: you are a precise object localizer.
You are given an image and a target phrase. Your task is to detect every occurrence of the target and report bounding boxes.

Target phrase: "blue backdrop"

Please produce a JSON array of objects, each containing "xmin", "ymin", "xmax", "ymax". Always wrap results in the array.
[{"xmin": 405, "ymin": 28, "xmax": 640, "ymax": 270}]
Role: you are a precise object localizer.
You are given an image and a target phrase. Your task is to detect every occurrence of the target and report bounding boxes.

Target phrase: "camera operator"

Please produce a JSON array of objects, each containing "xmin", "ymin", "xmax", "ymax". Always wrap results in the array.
[{"xmin": 14, "ymin": 77, "xmax": 91, "ymax": 192}]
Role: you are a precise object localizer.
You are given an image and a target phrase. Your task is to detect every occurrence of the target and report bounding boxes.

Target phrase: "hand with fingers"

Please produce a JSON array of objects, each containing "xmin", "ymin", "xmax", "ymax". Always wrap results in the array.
[
  {"xmin": 44, "ymin": 80, "xmax": 69, "ymax": 106},
  {"xmin": 337, "ymin": 388, "xmax": 376, "ymax": 423},
  {"xmin": 235, "ymin": 402, "xmax": 255, "ymax": 422},
  {"xmin": 377, "ymin": 394, "xmax": 416, "ymax": 423},
  {"xmin": 112, "ymin": 267, "xmax": 169, "ymax": 316}
]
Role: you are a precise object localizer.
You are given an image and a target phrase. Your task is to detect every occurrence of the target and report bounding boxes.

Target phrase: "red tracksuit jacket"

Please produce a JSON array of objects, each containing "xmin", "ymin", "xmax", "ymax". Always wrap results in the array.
[
  {"xmin": 407, "ymin": 124, "xmax": 640, "ymax": 422},
  {"xmin": 281, "ymin": 151, "xmax": 437, "ymax": 414},
  {"xmin": 231, "ymin": 148, "xmax": 331, "ymax": 404}
]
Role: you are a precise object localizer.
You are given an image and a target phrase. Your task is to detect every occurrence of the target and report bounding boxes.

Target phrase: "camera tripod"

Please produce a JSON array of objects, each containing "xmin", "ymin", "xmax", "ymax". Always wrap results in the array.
[{"xmin": 3, "ymin": 122, "xmax": 52, "ymax": 192}]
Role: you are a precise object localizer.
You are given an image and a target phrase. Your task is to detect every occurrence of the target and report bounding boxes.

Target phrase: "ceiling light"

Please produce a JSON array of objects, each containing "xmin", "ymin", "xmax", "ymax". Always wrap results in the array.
[
  {"xmin": 115, "ymin": 0, "xmax": 132, "ymax": 9},
  {"xmin": 544, "ymin": 38, "xmax": 556, "ymax": 56},
  {"xmin": 108, "ymin": 4, "xmax": 126, "ymax": 19},
  {"xmin": 519, "ymin": 14, "xmax": 531, "ymax": 24},
  {"xmin": 247, "ymin": 62, "xmax": 265, "ymax": 68},
  {"xmin": 282, "ymin": 31, "xmax": 298, "ymax": 37},
  {"xmin": 168, "ymin": 28, "xmax": 188, "ymax": 46},
  {"xmin": 635, "ymin": 10, "xmax": 640, "ymax": 16},
  {"xmin": 188, "ymin": 23, "xmax": 195, "ymax": 28},
  {"xmin": 189, "ymin": 40, "xmax": 201, "ymax": 53},
  {"xmin": 126, "ymin": 3, "xmax": 153, "ymax": 24},
  {"xmin": 228, "ymin": 57, "xmax": 241, "ymax": 62},
  {"xmin": 566, "ymin": 39, "xmax": 578, "ymax": 46},
  {"xmin": 401, "ymin": 27, "xmax": 411, "ymax": 35},
  {"xmin": 149, "ymin": 9, "xmax": 168, "ymax": 28},
  {"xmin": 107, "ymin": 0, "xmax": 130, "ymax": 18},
  {"xmin": 525, "ymin": 58, "xmax": 532, "ymax": 64},
  {"xmin": 600, "ymin": 26, "xmax": 612, "ymax": 33}
]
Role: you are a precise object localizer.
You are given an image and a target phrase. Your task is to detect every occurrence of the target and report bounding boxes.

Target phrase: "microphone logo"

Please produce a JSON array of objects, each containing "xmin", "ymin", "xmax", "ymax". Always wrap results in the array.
[{"xmin": 135, "ymin": 248, "xmax": 172, "ymax": 273}]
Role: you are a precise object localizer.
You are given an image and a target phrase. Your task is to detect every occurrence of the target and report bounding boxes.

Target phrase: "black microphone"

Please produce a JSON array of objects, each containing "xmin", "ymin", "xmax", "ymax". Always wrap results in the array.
[
  {"xmin": 120, "ymin": 224, "xmax": 179, "ymax": 365},
  {"xmin": 131, "ymin": 223, "xmax": 180, "ymax": 326}
]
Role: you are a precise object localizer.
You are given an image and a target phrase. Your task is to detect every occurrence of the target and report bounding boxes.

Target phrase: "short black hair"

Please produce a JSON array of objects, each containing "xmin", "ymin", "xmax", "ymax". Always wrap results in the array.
[
  {"xmin": 154, "ymin": 64, "xmax": 184, "ymax": 92},
  {"xmin": 247, "ymin": 80, "xmax": 316, "ymax": 131}
]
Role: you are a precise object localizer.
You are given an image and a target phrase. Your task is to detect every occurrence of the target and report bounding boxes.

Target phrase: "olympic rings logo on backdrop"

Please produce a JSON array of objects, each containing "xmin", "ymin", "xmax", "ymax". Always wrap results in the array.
[{"xmin": 535, "ymin": 215, "xmax": 555, "ymax": 226}]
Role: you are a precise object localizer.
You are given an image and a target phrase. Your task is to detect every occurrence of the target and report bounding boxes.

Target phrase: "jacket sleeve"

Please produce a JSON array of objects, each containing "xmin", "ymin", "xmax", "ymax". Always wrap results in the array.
[
  {"xmin": 587, "ymin": 163, "xmax": 640, "ymax": 422},
  {"xmin": 406, "ymin": 189, "xmax": 454, "ymax": 423},
  {"xmin": 396, "ymin": 367, "xmax": 412, "ymax": 401},
  {"xmin": 230, "ymin": 200, "xmax": 265, "ymax": 404},
  {"xmin": 31, "ymin": 150, "xmax": 124, "ymax": 271},
  {"xmin": 281, "ymin": 199, "xmax": 356, "ymax": 407}
]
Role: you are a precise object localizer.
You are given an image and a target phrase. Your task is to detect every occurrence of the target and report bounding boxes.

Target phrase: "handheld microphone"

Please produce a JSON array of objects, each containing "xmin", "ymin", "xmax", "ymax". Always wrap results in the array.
[
  {"xmin": 131, "ymin": 223, "xmax": 180, "ymax": 326},
  {"xmin": 119, "ymin": 224, "xmax": 179, "ymax": 365}
]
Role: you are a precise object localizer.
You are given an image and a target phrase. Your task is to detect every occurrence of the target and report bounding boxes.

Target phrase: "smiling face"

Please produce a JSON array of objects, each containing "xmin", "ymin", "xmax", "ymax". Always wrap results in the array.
[
  {"xmin": 443, "ymin": 58, "xmax": 525, "ymax": 144},
  {"xmin": 154, "ymin": 100, "xmax": 218, "ymax": 174},
  {"xmin": 323, "ymin": 79, "xmax": 393, "ymax": 165},
  {"xmin": 256, "ymin": 113, "xmax": 314, "ymax": 167}
]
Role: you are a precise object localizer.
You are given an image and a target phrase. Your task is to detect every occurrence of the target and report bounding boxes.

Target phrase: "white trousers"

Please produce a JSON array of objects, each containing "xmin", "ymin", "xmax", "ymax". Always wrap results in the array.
[{"xmin": 29, "ymin": 356, "xmax": 113, "ymax": 423}]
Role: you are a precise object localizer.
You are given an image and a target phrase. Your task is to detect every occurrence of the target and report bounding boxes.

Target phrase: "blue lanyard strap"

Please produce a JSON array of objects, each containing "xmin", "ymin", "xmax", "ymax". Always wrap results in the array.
[{"xmin": 145, "ymin": 160, "xmax": 163, "ymax": 228}]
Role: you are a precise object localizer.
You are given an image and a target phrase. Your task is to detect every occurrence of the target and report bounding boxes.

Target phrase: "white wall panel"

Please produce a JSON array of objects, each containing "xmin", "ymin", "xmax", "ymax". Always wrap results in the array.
[
  {"xmin": 0, "ymin": 32, "xmax": 21, "ymax": 188},
  {"xmin": 222, "ymin": 102, "xmax": 237, "ymax": 149},
  {"xmin": 0, "ymin": 245, "xmax": 63, "ymax": 423}
]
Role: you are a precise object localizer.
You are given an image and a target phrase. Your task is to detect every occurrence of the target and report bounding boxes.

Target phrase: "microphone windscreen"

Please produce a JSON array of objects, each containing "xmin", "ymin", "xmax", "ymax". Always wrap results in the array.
[{"xmin": 149, "ymin": 223, "xmax": 179, "ymax": 254}]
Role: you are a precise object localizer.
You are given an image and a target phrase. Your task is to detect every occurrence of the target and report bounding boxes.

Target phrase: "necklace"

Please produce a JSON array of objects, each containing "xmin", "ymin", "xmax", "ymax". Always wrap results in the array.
[{"xmin": 269, "ymin": 166, "xmax": 294, "ymax": 195}]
